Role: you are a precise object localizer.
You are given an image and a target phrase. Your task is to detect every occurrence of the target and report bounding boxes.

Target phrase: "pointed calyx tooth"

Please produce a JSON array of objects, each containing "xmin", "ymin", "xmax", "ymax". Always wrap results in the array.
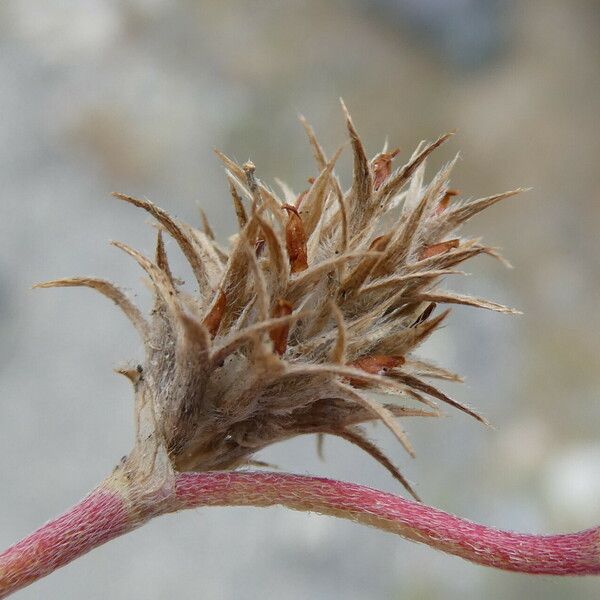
[
  {"xmin": 33, "ymin": 276, "xmax": 148, "ymax": 340},
  {"xmin": 411, "ymin": 302, "xmax": 438, "ymax": 327},
  {"xmin": 301, "ymin": 145, "xmax": 343, "ymax": 237},
  {"xmin": 243, "ymin": 234, "xmax": 271, "ymax": 322},
  {"xmin": 396, "ymin": 371, "xmax": 490, "ymax": 427},
  {"xmin": 377, "ymin": 131, "xmax": 455, "ymax": 202},
  {"xmin": 371, "ymin": 192, "xmax": 430, "ymax": 276},
  {"xmin": 155, "ymin": 231, "xmax": 176, "ymax": 286},
  {"xmin": 329, "ymin": 301, "xmax": 347, "ymax": 364},
  {"xmin": 214, "ymin": 148, "xmax": 246, "ymax": 182},
  {"xmin": 203, "ymin": 291, "xmax": 227, "ymax": 338},
  {"xmin": 369, "ymin": 310, "xmax": 450, "ymax": 358},
  {"xmin": 269, "ymin": 299, "xmax": 294, "ymax": 355},
  {"xmin": 287, "ymin": 251, "xmax": 377, "ymax": 296},
  {"xmin": 211, "ymin": 308, "xmax": 310, "ymax": 365},
  {"xmin": 112, "ymin": 192, "xmax": 208, "ymax": 294},
  {"xmin": 111, "ymin": 240, "xmax": 183, "ymax": 323},
  {"xmin": 255, "ymin": 212, "xmax": 287, "ymax": 279},
  {"xmin": 298, "ymin": 113, "xmax": 347, "ymax": 250},
  {"xmin": 338, "ymin": 234, "xmax": 390, "ymax": 295},
  {"xmin": 404, "ymin": 358, "xmax": 464, "ymax": 383},
  {"xmin": 298, "ymin": 113, "xmax": 327, "ymax": 171},
  {"xmin": 295, "ymin": 188, "xmax": 309, "ymax": 209},
  {"xmin": 178, "ymin": 310, "xmax": 211, "ymax": 357},
  {"xmin": 199, "ymin": 208, "xmax": 215, "ymax": 240},
  {"xmin": 446, "ymin": 188, "xmax": 525, "ymax": 228},
  {"xmin": 359, "ymin": 271, "xmax": 462, "ymax": 295},
  {"xmin": 340, "ymin": 98, "xmax": 372, "ymax": 204},
  {"xmin": 336, "ymin": 382, "xmax": 416, "ymax": 458},
  {"xmin": 213, "ymin": 211, "xmax": 264, "ymax": 329},
  {"xmin": 340, "ymin": 98, "xmax": 373, "ymax": 236},
  {"xmin": 333, "ymin": 179, "xmax": 349, "ymax": 254},
  {"xmin": 365, "ymin": 234, "xmax": 390, "ymax": 251},
  {"xmin": 410, "ymin": 291, "xmax": 520, "ymax": 315},
  {"xmin": 283, "ymin": 204, "xmax": 309, "ymax": 273},
  {"xmin": 227, "ymin": 176, "xmax": 248, "ymax": 229},
  {"xmin": 335, "ymin": 427, "xmax": 420, "ymax": 501}
]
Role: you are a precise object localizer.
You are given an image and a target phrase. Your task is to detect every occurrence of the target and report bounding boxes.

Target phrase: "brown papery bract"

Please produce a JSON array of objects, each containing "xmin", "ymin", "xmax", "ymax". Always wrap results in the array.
[
  {"xmin": 372, "ymin": 148, "xmax": 400, "ymax": 190},
  {"xmin": 419, "ymin": 239, "xmax": 460, "ymax": 260},
  {"xmin": 283, "ymin": 204, "xmax": 309, "ymax": 273}
]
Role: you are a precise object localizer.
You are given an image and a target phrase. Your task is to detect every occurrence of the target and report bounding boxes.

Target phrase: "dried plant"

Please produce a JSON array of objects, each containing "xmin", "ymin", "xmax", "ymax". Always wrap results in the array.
[{"xmin": 1, "ymin": 102, "xmax": 598, "ymax": 597}]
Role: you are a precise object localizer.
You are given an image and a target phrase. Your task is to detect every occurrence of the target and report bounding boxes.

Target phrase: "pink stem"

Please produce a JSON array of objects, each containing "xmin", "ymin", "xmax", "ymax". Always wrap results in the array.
[
  {"xmin": 175, "ymin": 472, "xmax": 600, "ymax": 575},
  {"xmin": 1, "ymin": 472, "xmax": 598, "ymax": 597},
  {"xmin": 0, "ymin": 487, "xmax": 133, "ymax": 598}
]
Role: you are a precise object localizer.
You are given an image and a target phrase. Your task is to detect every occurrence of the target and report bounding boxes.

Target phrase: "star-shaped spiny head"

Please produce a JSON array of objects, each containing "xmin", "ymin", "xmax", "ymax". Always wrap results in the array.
[{"xmin": 35, "ymin": 102, "xmax": 522, "ymax": 501}]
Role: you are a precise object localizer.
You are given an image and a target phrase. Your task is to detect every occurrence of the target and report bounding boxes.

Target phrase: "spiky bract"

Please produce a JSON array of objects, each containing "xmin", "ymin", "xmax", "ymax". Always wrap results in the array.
[{"xmin": 36, "ymin": 103, "xmax": 521, "ymax": 500}]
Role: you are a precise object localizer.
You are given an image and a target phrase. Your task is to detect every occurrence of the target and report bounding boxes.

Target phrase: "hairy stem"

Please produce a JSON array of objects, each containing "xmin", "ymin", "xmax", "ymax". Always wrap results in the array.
[
  {"xmin": 175, "ymin": 473, "xmax": 600, "ymax": 575},
  {"xmin": 1, "ymin": 472, "xmax": 599, "ymax": 597},
  {"xmin": 0, "ymin": 486, "xmax": 134, "ymax": 598}
]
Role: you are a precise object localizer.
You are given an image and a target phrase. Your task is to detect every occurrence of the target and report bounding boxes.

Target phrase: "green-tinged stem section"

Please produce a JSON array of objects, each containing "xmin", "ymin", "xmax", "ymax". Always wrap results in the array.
[{"xmin": 1, "ymin": 471, "xmax": 599, "ymax": 597}]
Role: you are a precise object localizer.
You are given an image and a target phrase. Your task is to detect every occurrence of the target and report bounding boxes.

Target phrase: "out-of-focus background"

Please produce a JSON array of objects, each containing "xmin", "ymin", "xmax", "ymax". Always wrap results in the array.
[{"xmin": 1, "ymin": 1, "xmax": 599, "ymax": 598}]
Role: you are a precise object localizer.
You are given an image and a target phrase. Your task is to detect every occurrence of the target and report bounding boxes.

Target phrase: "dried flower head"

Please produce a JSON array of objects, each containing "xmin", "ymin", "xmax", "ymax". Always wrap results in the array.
[
  {"xmin": 6, "ymin": 104, "xmax": 596, "ymax": 598},
  {"xmin": 36, "ymin": 102, "xmax": 521, "ymax": 502}
]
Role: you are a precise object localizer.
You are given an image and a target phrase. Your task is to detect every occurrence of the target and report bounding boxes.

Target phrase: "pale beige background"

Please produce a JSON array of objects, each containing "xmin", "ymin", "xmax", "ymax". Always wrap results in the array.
[{"xmin": 0, "ymin": 1, "xmax": 599, "ymax": 598}]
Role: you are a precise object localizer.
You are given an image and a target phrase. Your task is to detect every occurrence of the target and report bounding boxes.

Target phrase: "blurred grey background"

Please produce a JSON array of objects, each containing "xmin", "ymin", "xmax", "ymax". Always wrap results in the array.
[{"xmin": 1, "ymin": 1, "xmax": 599, "ymax": 598}]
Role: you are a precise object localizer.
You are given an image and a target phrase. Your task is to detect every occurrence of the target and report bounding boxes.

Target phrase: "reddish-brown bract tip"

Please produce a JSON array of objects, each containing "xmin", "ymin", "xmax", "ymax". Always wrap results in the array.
[
  {"xmin": 283, "ymin": 204, "xmax": 309, "ymax": 273},
  {"xmin": 269, "ymin": 298, "xmax": 294, "ymax": 355},
  {"xmin": 203, "ymin": 291, "xmax": 227, "ymax": 337},
  {"xmin": 436, "ymin": 188, "xmax": 460, "ymax": 214},
  {"xmin": 347, "ymin": 355, "xmax": 405, "ymax": 387},
  {"xmin": 372, "ymin": 148, "xmax": 400, "ymax": 190},
  {"xmin": 419, "ymin": 239, "xmax": 460, "ymax": 260}
]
